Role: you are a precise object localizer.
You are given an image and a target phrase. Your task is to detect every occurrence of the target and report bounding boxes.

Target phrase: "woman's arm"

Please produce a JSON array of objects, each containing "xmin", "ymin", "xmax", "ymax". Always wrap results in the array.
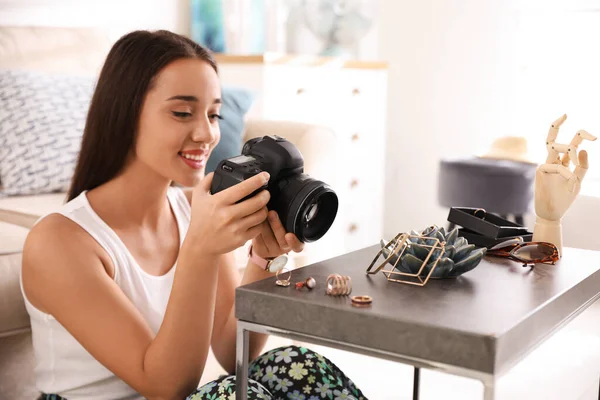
[
  {"xmin": 209, "ymin": 251, "xmax": 276, "ymax": 374},
  {"xmin": 23, "ymin": 214, "xmax": 221, "ymax": 399},
  {"xmin": 210, "ymin": 212, "xmax": 305, "ymax": 373},
  {"xmin": 22, "ymin": 173, "xmax": 271, "ymax": 400}
]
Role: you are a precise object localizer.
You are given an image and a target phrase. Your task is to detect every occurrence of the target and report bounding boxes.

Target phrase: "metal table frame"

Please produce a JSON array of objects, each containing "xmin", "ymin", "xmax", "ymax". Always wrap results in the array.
[{"xmin": 235, "ymin": 320, "xmax": 496, "ymax": 400}]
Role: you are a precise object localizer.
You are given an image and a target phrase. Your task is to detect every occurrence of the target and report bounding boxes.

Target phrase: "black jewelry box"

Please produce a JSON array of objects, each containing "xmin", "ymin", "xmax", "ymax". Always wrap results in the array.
[
  {"xmin": 457, "ymin": 228, "xmax": 533, "ymax": 249},
  {"xmin": 447, "ymin": 207, "xmax": 530, "ymax": 239}
]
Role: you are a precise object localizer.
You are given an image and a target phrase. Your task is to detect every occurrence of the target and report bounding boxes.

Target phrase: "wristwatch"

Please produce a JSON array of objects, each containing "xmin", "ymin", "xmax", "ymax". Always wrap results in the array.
[{"xmin": 248, "ymin": 245, "xmax": 288, "ymax": 273}]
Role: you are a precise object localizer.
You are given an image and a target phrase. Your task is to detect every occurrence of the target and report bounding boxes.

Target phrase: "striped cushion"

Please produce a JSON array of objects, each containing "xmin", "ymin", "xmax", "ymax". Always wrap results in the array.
[{"xmin": 0, "ymin": 69, "xmax": 94, "ymax": 196}]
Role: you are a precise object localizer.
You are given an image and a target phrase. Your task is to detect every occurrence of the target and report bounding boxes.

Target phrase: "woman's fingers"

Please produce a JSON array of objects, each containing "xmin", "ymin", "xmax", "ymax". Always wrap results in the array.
[
  {"xmin": 231, "ymin": 190, "xmax": 270, "ymax": 219},
  {"xmin": 268, "ymin": 211, "xmax": 290, "ymax": 251},
  {"xmin": 239, "ymin": 207, "xmax": 269, "ymax": 232},
  {"xmin": 256, "ymin": 220, "xmax": 279, "ymax": 255},
  {"xmin": 218, "ymin": 172, "xmax": 270, "ymax": 204},
  {"xmin": 285, "ymin": 233, "xmax": 305, "ymax": 253}
]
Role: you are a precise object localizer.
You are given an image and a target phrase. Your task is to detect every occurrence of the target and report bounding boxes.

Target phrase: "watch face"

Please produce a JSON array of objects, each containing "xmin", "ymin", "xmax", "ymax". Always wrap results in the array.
[{"xmin": 268, "ymin": 255, "xmax": 288, "ymax": 273}]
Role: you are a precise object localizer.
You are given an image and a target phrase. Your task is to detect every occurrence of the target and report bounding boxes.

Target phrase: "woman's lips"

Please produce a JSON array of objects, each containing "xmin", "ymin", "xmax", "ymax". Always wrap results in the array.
[{"xmin": 179, "ymin": 151, "xmax": 206, "ymax": 170}]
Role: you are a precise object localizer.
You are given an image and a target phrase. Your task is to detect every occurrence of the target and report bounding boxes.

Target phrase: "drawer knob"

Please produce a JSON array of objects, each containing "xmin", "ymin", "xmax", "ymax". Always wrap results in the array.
[
  {"xmin": 296, "ymin": 88, "xmax": 305, "ymax": 95},
  {"xmin": 350, "ymin": 179, "xmax": 359, "ymax": 188},
  {"xmin": 351, "ymin": 133, "xmax": 360, "ymax": 142},
  {"xmin": 348, "ymin": 223, "xmax": 358, "ymax": 233},
  {"xmin": 352, "ymin": 88, "xmax": 361, "ymax": 96}
]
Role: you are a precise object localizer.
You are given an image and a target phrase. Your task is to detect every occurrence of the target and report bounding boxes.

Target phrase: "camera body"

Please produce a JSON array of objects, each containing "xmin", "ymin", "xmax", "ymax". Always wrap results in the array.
[{"xmin": 210, "ymin": 135, "xmax": 338, "ymax": 243}]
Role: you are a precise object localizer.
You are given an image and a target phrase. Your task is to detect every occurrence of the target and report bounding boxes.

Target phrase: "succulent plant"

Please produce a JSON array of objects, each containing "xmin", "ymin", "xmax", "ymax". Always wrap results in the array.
[{"xmin": 379, "ymin": 225, "xmax": 486, "ymax": 279}]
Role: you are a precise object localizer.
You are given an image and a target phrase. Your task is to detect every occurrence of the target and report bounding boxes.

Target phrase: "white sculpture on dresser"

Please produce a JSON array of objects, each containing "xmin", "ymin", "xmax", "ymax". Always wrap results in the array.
[{"xmin": 533, "ymin": 114, "xmax": 596, "ymax": 256}]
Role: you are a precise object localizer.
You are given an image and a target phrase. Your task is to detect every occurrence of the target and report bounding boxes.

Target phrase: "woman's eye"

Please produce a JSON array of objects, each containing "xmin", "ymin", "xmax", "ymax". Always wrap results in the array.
[
  {"xmin": 210, "ymin": 114, "xmax": 223, "ymax": 121},
  {"xmin": 172, "ymin": 111, "xmax": 192, "ymax": 118}
]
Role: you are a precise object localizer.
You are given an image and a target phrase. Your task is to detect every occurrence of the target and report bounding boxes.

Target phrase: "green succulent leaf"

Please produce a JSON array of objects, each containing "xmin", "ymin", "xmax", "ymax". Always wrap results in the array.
[
  {"xmin": 408, "ymin": 230, "xmax": 421, "ymax": 243},
  {"xmin": 454, "ymin": 244, "xmax": 476, "ymax": 262},
  {"xmin": 454, "ymin": 236, "xmax": 468, "ymax": 248},
  {"xmin": 442, "ymin": 244, "xmax": 456, "ymax": 259},
  {"xmin": 380, "ymin": 240, "xmax": 401, "ymax": 267},
  {"xmin": 433, "ymin": 257, "xmax": 455, "ymax": 278},
  {"xmin": 446, "ymin": 228, "xmax": 458, "ymax": 246},
  {"xmin": 399, "ymin": 253, "xmax": 422, "ymax": 273},
  {"xmin": 412, "ymin": 243, "xmax": 441, "ymax": 260},
  {"xmin": 450, "ymin": 248, "xmax": 486, "ymax": 276}
]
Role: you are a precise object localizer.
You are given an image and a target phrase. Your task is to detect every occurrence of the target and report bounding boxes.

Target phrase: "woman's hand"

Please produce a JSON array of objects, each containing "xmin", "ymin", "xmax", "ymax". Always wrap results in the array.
[
  {"xmin": 187, "ymin": 172, "xmax": 271, "ymax": 256},
  {"xmin": 251, "ymin": 210, "xmax": 305, "ymax": 259}
]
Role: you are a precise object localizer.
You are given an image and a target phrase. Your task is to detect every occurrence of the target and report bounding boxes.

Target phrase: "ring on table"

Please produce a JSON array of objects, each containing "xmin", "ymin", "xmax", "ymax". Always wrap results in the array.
[
  {"xmin": 295, "ymin": 277, "xmax": 317, "ymax": 290},
  {"xmin": 275, "ymin": 267, "xmax": 292, "ymax": 287},
  {"xmin": 351, "ymin": 295, "xmax": 372, "ymax": 306},
  {"xmin": 325, "ymin": 274, "xmax": 352, "ymax": 296}
]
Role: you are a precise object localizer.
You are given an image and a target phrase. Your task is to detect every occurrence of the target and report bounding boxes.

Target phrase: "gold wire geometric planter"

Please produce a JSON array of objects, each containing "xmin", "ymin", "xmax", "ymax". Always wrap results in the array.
[{"xmin": 366, "ymin": 231, "xmax": 446, "ymax": 287}]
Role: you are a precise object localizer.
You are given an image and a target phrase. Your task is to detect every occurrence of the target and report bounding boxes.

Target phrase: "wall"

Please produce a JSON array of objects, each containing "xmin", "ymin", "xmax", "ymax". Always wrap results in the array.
[
  {"xmin": 0, "ymin": 0, "xmax": 191, "ymax": 39},
  {"xmin": 377, "ymin": 0, "xmax": 600, "ymax": 251},
  {"xmin": 2, "ymin": 0, "xmax": 597, "ymax": 250},
  {"xmin": 378, "ymin": 0, "xmax": 520, "ymax": 236}
]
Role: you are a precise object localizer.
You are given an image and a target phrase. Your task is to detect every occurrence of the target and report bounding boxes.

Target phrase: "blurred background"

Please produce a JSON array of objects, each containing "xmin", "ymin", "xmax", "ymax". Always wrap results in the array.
[{"xmin": 1, "ymin": 0, "xmax": 599, "ymax": 247}]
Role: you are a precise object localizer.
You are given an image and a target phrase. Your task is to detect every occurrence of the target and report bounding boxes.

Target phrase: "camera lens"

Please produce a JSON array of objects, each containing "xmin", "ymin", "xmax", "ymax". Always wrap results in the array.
[
  {"xmin": 274, "ymin": 175, "xmax": 338, "ymax": 243},
  {"xmin": 304, "ymin": 202, "xmax": 319, "ymax": 223}
]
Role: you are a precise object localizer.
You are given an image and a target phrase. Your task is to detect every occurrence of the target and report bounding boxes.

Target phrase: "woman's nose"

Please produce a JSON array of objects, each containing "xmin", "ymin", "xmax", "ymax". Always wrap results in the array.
[{"xmin": 190, "ymin": 120, "xmax": 216, "ymax": 144}]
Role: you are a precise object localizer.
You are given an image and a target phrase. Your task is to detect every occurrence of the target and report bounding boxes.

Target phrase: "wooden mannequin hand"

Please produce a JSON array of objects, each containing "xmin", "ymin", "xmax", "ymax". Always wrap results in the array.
[{"xmin": 535, "ymin": 150, "xmax": 588, "ymax": 222}]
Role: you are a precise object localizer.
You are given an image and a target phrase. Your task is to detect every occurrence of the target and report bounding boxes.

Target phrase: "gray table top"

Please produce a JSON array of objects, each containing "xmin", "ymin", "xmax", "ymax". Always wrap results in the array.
[{"xmin": 236, "ymin": 245, "xmax": 600, "ymax": 375}]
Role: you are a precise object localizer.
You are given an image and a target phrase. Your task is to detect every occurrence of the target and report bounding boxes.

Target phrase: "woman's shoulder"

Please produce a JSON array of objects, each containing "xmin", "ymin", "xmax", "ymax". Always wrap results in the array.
[{"xmin": 24, "ymin": 212, "xmax": 100, "ymax": 262}]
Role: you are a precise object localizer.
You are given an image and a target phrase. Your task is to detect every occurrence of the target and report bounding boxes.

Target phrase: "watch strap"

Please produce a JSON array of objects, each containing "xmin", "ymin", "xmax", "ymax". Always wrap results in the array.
[{"xmin": 248, "ymin": 245, "xmax": 270, "ymax": 271}]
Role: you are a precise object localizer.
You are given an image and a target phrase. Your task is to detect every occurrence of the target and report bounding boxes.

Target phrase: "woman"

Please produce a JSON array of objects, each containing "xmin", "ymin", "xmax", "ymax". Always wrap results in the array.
[{"xmin": 21, "ymin": 30, "xmax": 366, "ymax": 400}]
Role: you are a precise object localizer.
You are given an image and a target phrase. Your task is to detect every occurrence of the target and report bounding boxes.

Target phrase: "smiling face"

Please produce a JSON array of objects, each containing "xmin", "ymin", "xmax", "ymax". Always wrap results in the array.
[{"xmin": 134, "ymin": 58, "xmax": 221, "ymax": 187}]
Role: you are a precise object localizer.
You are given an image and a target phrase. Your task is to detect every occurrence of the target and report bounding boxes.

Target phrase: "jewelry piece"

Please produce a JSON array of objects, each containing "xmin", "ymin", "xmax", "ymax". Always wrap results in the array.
[
  {"xmin": 275, "ymin": 268, "xmax": 291, "ymax": 287},
  {"xmin": 295, "ymin": 277, "xmax": 317, "ymax": 290},
  {"xmin": 351, "ymin": 302, "xmax": 372, "ymax": 308},
  {"xmin": 351, "ymin": 295, "xmax": 372, "ymax": 305},
  {"xmin": 325, "ymin": 274, "xmax": 352, "ymax": 296}
]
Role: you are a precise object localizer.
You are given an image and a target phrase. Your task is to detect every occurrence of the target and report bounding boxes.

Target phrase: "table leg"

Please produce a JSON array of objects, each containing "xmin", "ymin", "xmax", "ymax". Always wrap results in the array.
[
  {"xmin": 412, "ymin": 367, "xmax": 420, "ymax": 400},
  {"xmin": 235, "ymin": 323, "xmax": 250, "ymax": 400},
  {"xmin": 483, "ymin": 381, "xmax": 495, "ymax": 400}
]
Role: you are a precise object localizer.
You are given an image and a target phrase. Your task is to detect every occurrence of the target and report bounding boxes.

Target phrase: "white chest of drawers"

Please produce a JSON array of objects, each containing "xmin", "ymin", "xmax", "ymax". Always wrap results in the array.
[{"xmin": 216, "ymin": 54, "xmax": 388, "ymax": 264}]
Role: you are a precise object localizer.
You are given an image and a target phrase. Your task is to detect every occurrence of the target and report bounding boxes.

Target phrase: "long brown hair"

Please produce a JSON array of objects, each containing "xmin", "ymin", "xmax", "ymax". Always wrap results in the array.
[{"xmin": 67, "ymin": 30, "xmax": 217, "ymax": 201}]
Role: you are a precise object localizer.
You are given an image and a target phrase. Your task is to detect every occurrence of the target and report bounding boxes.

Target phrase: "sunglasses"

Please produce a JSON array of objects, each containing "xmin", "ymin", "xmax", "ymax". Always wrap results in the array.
[{"xmin": 486, "ymin": 239, "xmax": 559, "ymax": 267}]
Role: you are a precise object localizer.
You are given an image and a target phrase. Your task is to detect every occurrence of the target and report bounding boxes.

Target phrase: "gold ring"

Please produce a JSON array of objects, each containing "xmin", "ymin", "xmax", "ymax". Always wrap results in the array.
[
  {"xmin": 351, "ymin": 295, "xmax": 372, "ymax": 304},
  {"xmin": 275, "ymin": 268, "xmax": 291, "ymax": 287},
  {"xmin": 326, "ymin": 274, "xmax": 352, "ymax": 296}
]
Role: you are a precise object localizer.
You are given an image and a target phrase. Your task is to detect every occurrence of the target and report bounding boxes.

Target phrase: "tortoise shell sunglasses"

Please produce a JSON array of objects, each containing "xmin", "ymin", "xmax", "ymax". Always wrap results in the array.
[{"xmin": 486, "ymin": 239, "xmax": 560, "ymax": 267}]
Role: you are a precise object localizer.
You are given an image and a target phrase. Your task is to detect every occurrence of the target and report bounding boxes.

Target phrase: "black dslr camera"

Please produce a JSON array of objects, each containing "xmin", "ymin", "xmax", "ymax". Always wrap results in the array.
[{"xmin": 210, "ymin": 135, "xmax": 338, "ymax": 243}]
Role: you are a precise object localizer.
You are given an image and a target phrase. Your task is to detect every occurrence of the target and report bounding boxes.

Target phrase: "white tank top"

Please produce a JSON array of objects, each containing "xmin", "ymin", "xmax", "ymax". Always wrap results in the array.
[{"xmin": 20, "ymin": 186, "xmax": 191, "ymax": 400}]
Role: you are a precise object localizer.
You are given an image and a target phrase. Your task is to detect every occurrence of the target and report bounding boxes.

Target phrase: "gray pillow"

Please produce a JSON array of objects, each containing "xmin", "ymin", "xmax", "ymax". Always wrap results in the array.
[{"xmin": 0, "ymin": 69, "xmax": 94, "ymax": 196}]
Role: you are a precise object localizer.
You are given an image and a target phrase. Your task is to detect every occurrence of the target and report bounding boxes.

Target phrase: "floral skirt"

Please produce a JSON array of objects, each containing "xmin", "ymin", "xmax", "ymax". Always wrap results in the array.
[{"xmin": 39, "ymin": 345, "xmax": 367, "ymax": 400}]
